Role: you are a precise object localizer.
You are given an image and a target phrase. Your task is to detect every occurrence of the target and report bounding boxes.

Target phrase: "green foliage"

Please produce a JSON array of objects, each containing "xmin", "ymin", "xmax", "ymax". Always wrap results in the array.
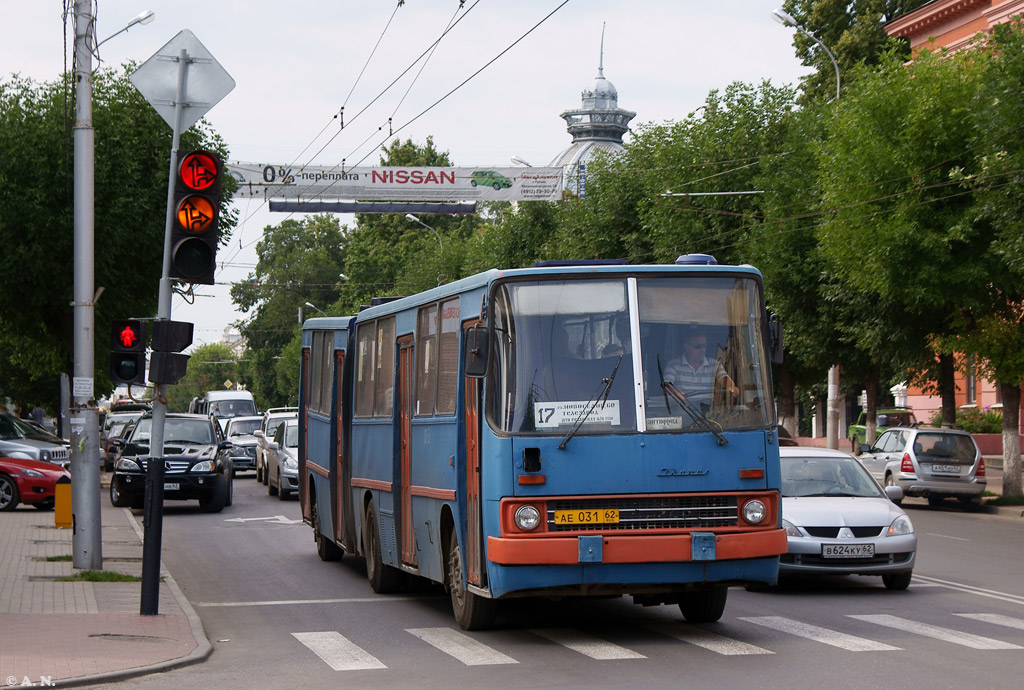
[
  {"xmin": 0, "ymin": 66, "xmax": 233, "ymax": 409},
  {"xmin": 928, "ymin": 406, "xmax": 1003, "ymax": 434},
  {"xmin": 166, "ymin": 343, "xmax": 240, "ymax": 412}
]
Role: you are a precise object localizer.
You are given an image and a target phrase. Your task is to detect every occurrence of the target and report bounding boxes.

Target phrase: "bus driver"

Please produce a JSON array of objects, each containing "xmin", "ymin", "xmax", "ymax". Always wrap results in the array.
[{"xmin": 664, "ymin": 326, "xmax": 739, "ymax": 410}]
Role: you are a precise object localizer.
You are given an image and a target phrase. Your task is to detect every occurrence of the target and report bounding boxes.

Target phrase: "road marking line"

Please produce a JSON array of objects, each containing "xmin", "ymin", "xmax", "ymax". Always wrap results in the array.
[
  {"xmin": 850, "ymin": 614, "xmax": 1023, "ymax": 649},
  {"xmin": 954, "ymin": 613, "xmax": 1024, "ymax": 631},
  {"xmin": 407, "ymin": 627, "xmax": 517, "ymax": 666},
  {"xmin": 195, "ymin": 596, "xmax": 418, "ymax": 607},
  {"xmin": 740, "ymin": 616, "xmax": 901, "ymax": 651},
  {"xmin": 911, "ymin": 575, "xmax": 1024, "ymax": 606},
  {"xmin": 647, "ymin": 622, "xmax": 773, "ymax": 655},
  {"xmin": 530, "ymin": 628, "xmax": 646, "ymax": 659},
  {"xmin": 292, "ymin": 631, "xmax": 386, "ymax": 671},
  {"xmin": 924, "ymin": 532, "xmax": 969, "ymax": 541}
]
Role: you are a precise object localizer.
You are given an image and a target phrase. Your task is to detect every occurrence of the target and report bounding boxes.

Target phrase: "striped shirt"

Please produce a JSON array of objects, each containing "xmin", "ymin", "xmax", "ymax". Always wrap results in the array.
[{"xmin": 663, "ymin": 356, "xmax": 727, "ymax": 408}]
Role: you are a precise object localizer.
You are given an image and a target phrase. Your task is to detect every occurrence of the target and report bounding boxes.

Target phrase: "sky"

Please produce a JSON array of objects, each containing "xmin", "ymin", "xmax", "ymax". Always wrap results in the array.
[{"xmin": 4, "ymin": 1, "xmax": 812, "ymax": 349}]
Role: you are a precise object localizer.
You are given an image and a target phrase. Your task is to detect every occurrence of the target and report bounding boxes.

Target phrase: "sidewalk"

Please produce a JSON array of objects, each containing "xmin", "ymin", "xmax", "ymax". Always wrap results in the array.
[{"xmin": 0, "ymin": 478, "xmax": 211, "ymax": 687}]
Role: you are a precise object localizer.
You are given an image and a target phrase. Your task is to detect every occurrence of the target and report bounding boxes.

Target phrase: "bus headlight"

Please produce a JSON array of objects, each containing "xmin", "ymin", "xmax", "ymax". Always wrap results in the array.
[
  {"xmin": 514, "ymin": 505, "xmax": 541, "ymax": 531},
  {"xmin": 742, "ymin": 499, "xmax": 767, "ymax": 525}
]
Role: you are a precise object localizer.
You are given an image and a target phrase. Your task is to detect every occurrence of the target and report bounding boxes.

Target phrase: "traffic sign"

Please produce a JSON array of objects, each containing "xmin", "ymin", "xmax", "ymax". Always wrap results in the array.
[{"xmin": 130, "ymin": 30, "xmax": 235, "ymax": 132}]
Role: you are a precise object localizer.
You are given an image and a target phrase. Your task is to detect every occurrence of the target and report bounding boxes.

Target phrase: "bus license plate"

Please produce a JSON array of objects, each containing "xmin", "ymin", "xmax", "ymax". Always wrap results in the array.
[
  {"xmin": 930, "ymin": 464, "xmax": 960, "ymax": 474},
  {"xmin": 822, "ymin": 543, "xmax": 874, "ymax": 558},
  {"xmin": 163, "ymin": 482, "xmax": 179, "ymax": 492},
  {"xmin": 553, "ymin": 509, "xmax": 620, "ymax": 526}
]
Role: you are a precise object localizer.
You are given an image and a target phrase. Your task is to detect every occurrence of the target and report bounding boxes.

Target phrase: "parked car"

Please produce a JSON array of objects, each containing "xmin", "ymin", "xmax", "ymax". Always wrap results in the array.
[
  {"xmin": 857, "ymin": 426, "xmax": 986, "ymax": 509},
  {"xmin": 223, "ymin": 415, "xmax": 263, "ymax": 474},
  {"xmin": 103, "ymin": 418, "xmax": 138, "ymax": 472},
  {"xmin": 265, "ymin": 418, "xmax": 299, "ymax": 500},
  {"xmin": 0, "ymin": 456, "xmax": 71, "ymax": 511},
  {"xmin": 254, "ymin": 407, "xmax": 297, "ymax": 484},
  {"xmin": 109, "ymin": 413, "xmax": 234, "ymax": 513},
  {"xmin": 848, "ymin": 408, "xmax": 918, "ymax": 449},
  {"xmin": 0, "ymin": 413, "xmax": 71, "ymax": 469},
  {"xmin": 101, "ymin": 411, "xmax": 145, "ymax": 471},
  {"xmin": 778, "ymin": 447, "xmax": 916, "ymax": 590}
]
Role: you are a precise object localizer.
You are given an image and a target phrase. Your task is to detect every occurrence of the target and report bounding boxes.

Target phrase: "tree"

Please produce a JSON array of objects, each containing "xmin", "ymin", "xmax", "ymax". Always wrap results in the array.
[
  {"xmin": 165, "ymin": 343, "xmax": 241, "ymax": 412},
  {"xmin": 779, "ymin": 0, "xmax": 930, "ymax": 102},
  {"xmin": 815, "ymin": 47, "xmax": 985, "ymax": 427},
  {"xmin": 0, "ymin": 66, "xmax": 234, "ymax": 409},
  {"xmin": 231, "ymin": 214, "xmax": 347, "ymax": 407}
]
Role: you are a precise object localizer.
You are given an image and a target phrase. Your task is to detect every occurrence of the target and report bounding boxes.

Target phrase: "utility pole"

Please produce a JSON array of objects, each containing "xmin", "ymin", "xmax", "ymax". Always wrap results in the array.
[{"xmin": 71, "ymin": 0, "xmax": 103, "ymax": 570}]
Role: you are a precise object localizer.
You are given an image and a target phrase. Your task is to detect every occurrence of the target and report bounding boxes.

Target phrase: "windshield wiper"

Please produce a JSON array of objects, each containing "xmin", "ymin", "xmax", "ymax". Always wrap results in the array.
[
  {"xmin": 558, "ymin": 356, "xmax": 623, "ymax": 450},
  {"xmin": 660, "ymin": 378, "xmax": 728, "ymax": 445}
]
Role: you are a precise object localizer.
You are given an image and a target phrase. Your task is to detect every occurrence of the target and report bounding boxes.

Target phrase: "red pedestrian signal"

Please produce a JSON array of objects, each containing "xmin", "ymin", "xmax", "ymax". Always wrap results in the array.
[
  {"xmin": 110, "ymin": 320, "xmax": 147, "ymax": 386},
  {"xmin": 169, "ymin": 150, "xmax": 222, "ymax": 285}
]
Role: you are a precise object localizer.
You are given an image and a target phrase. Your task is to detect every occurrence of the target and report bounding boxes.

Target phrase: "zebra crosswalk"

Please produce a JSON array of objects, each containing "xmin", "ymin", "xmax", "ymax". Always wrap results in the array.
[{"xmin": 290, "ymin": 612, "xmax": 1024, "ymax": 671}]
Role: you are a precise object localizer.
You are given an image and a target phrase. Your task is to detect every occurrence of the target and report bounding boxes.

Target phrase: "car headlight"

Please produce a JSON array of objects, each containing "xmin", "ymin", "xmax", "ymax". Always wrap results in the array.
[
  {"xmin": 19, "ymin": 468, "xmax": 46, "ymax": 478},
  {"xmin": 39, "ymin": 450, "xmax": 52, "ymax": 462},
  {"xmin": 191, "ymin": 460, "xmax": 214, "ymax": 473},
  {"xmin": 887, "ymin": 514, "xmax": 914, "ymax": 536},
  {"xmin": 284, "ymin": 456, "xmax": 298, "ymax": 470},
  {"xmin": 782, "ymin": 518, "xmax": 803, "ymax": 537},
  {"xmin": 115, "ymin": 457, "xmax": 141, "ymax": 471},
  {"xmin": 742, "ymin": 499, "xmax": 767, "ymax": 524},
  {"xmin": 514, "ymin": 505, "xmax": 541, "ymax": 531}
]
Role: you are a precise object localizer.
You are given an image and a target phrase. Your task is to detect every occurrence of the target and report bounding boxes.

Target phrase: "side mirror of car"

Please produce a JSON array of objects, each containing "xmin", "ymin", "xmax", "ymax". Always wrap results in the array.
[
  {"xmin": 463, "ymin": 325, "xmax": 489, "ymax": 378},
  {"xmin": 884, "ymin": 485, "xmax": 904, "ymax": 502},
  {"xmin": 219, "ymin": 440, "xmax": 233, "ymax": 451},
  {"xmin": 253, "ymin": 430, "xmax": 265, "ymax": 439},
  {"xmin": 268, "ymin": 440, "xmax": 280, "ymax": 451},
  {"xmin": 860, "ymin": 443, "xmax": 871, "ymax": 453}
]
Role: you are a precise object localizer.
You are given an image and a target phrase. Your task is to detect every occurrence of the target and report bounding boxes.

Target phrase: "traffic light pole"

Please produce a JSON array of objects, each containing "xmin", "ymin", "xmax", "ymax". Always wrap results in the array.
[{"xmin": 141, "ymin": 47, "xmax": 191, "ymax": 616}]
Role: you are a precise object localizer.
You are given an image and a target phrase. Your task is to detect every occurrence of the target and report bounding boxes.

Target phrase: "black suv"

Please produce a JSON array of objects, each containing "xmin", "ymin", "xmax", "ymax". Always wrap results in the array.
[{"xmin": 109, "ymin": 413, "xmax": 234, "ymax": 512}]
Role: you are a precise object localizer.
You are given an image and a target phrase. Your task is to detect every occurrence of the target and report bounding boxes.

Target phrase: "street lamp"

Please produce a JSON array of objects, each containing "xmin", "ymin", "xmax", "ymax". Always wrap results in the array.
[
  {"xmin": 511, "ymin": 155, "xmax": 532, "ymax": 167},
  {"xmin": 304, "ymin": 301, "xmax": 327, "ymax": 316},
  {"xmin": 405, "ymin": 214, "xmax": 443, "ymax": 249},
  {"xmin": 772, "ymin": 8, "xmax": 841, "ymax": 102},
  {"xmin": 71, "ymin": 1, "xmax": 155, "ymax": 572},
  {"xmin": 95, "ymin": 9, "xmax": 155, "ymax": 50}
]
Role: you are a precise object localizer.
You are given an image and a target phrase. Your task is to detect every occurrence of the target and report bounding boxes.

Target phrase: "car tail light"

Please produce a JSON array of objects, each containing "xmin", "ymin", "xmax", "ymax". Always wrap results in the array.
[
  {"xmin": 977, "ymin": 458, "xmax": 986, "ymax": 477},
  {"xmin": 901, "ymin": 454, "xmax": 914, "ymax": 473}
]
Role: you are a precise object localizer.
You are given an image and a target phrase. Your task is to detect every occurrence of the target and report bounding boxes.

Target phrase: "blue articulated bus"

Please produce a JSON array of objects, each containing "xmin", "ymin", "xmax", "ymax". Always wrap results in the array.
[{"xmin": 299, "ymin": 256, "xmax": 786, "ymax": 630}]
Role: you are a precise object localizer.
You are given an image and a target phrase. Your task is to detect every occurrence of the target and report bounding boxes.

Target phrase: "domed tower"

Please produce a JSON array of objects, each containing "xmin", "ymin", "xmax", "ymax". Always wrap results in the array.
[{"xmin": 550, "ymin": 26, "xmax": 636, "ymax": 196}]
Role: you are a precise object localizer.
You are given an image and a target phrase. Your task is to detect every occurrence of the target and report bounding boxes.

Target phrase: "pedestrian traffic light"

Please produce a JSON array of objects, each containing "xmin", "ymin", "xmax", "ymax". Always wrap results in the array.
[
  {"xmin": 169, "ymin": 150, "xmax": 222, "ymax": 285},
  {"xmin": 148, "ymin": 319, "xmax": 194, "ymax": 385},
  {"xmin": 110, "ymin": 319, "xmax": 147, "ymax": 385}
]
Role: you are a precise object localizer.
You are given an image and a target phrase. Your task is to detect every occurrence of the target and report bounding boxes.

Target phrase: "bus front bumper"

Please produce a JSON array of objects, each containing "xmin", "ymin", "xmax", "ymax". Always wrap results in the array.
[{"xmin": 487, "ymin": 529, "xmax": 787, "ymax": 565}]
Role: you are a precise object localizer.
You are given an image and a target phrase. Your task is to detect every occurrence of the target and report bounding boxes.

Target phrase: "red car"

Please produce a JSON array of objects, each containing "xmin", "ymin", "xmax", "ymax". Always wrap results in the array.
[{"xmin": 0, "ymin": 456, "xmax": 71, "ymax": 511}]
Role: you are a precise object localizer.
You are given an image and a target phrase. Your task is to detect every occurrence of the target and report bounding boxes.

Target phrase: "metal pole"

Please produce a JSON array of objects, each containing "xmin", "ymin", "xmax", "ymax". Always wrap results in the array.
[
  {"xmin": 827, "ymin": 365, "xmax": 840, "ymax": 450},
  {"xmin": 72, "ymin": 0, "xmax": 102, "ymax": 571},
  {"xmin": 141, "ymin": 46, "xmax": 189, "ymax": 616}
]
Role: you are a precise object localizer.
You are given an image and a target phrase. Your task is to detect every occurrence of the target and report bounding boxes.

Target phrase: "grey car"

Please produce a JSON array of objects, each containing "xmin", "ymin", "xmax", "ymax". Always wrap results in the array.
[
  {"xmin": 857, "ymin": 426, "xmax": 986, "ymax": 509},
  {"xmin": 223, "ymin": 415, "xmax": 263, "ymax": 474},
  {"xmin": 0, "ymin": 413, "xmax": 71, "ymax": 468},
  {"xmin": 265, "ymin": 418, "xmax": 299, "ymax": 500},
  {"xmin": 779, "ymin": 447, "xmax": 916, "ymax": 590},
  {"xmin": 254, "ymin": 407, "xmax": 297, "ymax": 485}
]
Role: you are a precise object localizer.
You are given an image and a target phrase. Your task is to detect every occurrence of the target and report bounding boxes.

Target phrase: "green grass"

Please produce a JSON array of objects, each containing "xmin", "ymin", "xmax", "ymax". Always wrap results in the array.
[
  {"xmin": 45, "ymin": 555, "xmax": 73, "ymax": 562},
  {"xmin": 57, "ymin": 571, "xmax": 142, "ymax": 582},
  {"xmin": 986, "ymin": 494, "xmax": 1024, "ymax": 506}
]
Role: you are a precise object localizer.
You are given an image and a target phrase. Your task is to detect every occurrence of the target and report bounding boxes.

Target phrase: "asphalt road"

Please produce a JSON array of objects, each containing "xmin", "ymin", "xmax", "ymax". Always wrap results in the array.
[{"xmin": 89, "ymin": 476, "xmax": 1024, "ymax": 690}]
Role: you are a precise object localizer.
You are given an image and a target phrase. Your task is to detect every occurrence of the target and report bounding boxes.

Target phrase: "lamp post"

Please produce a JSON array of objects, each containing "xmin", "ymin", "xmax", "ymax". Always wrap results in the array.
[
  {"xmin": 405, "ymin": 214, "xmax": 443, "ymax": 249},
  {"xmin": 511, "ymin": 155, "xmax": 532, "ymax": 167},
  {"xmin": 772, "ymin": 8, "xmax": 841, "ymax": 102},
  {"xmin": 773, "ymin": 7, "xmax": 843, "ymax": 448},
  {"xmin": 72, "ymin": 1, "xmax": 155, "ymax": 571},
  {"xmin": 304, "ymin": 301, "xmax": 327, "ymax": 316}
]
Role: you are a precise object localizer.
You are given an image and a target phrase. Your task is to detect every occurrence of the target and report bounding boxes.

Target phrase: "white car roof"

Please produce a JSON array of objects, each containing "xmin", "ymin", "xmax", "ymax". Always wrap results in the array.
[{"xmin": 780, "ymin": 447, "xmax": 857, "ymax": 460}]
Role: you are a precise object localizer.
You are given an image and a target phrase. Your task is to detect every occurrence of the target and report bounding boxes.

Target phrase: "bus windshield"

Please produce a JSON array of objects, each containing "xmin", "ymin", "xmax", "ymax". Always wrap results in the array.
[{"xmin": 487, "ymin": 275, "xmax": 773, "ymax": 435}]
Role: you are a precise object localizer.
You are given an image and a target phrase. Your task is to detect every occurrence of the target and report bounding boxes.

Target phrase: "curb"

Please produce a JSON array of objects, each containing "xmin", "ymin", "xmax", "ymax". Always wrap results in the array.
[{"xmin": 56, "ymin": 508, "xmax": 213, "ymax": 688}]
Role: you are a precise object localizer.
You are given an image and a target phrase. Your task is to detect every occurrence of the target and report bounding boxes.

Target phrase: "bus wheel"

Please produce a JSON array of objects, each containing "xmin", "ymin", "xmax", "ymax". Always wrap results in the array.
[
  {"xmin": 678, "ymin": 586, "xmax": 727, "ymax": 623},
  {"xmin": 447, "ymin": 526, "xmax": 497, "ymax": 630},
  {"xmin": 364, "ymin": 501, "xmax": 401, "ymax": 593},
  {"xmin": 313, "ymin": 501, "xmax": 343, "ymax": 562}
]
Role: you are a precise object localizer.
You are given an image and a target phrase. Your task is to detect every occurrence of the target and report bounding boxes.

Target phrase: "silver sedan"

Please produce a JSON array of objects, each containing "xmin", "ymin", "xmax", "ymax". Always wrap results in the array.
[
  {"xmin": 265, "ymin": 418, "xmax": 299, "ymax": 500},
  {"xmin": 779, "ymin": 447, "xmax": 916, "ymax": 590}
]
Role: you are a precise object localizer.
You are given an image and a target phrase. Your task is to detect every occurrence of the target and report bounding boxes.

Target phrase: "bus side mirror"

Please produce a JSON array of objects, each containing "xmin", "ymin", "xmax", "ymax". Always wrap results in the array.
[
  {"xmin": 464, "ymin": 326, "xmax": 490, "ymax": 378},
  {"xmin": 768, "ymin": 314, "xmax": 783, "ymax": 365}
]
